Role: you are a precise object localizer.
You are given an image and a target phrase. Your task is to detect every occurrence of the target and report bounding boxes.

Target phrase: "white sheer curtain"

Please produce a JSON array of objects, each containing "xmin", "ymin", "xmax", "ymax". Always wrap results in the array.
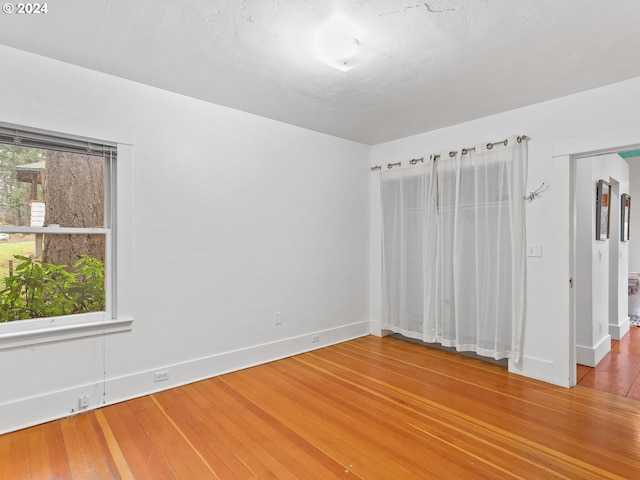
[{"xmin": 381, "ymin": 136, "xmax": 527, "ymax": 361}]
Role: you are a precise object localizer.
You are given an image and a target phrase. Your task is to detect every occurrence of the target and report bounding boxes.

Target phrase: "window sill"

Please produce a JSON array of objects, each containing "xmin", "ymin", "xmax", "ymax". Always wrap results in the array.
[{"xmin": 0, "ymin": 313, "xmax": 133, "ymax": 350}]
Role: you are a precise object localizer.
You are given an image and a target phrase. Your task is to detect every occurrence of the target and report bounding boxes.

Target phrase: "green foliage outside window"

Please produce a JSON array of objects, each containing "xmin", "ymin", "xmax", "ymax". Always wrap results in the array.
[{"xmin": 0, "ymin": 254, "xmax": 105, "ymax": 322}]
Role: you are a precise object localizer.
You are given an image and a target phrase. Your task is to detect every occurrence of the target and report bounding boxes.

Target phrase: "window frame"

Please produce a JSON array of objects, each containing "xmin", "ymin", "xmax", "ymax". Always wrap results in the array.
[{"xmin": 0, "ymin": 123, "xmax": 132, "ymax": 350}]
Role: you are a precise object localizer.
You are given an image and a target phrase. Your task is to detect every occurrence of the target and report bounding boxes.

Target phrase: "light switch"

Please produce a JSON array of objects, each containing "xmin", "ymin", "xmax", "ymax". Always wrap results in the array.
[{"xmin": 527, "ymin": 244, "xmax": 542, "ymax": 257}]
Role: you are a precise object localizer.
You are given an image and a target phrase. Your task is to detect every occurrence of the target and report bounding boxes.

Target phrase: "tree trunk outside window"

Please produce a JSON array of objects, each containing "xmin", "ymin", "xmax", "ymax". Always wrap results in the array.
[{"xmin": 42, "ymin": 150, "xmax": 105, "ymax": 267}]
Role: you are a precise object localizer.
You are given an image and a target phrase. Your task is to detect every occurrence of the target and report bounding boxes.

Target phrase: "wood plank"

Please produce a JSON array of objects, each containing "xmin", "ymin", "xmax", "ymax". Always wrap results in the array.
[
  {"xmin": 3, "ymin": 335, "xmax": 640, "ymax": 479},
  {"xmin": 125, "ymin": 395, "xmax": 221, "ymax": 479},
  {"xmin": 8, "ymin": 427, "xmax": 30, "ymax": 479},
  {"xmin": 263, "ymin": 350, "xmax": 604, "ymax": 479},
  {"xmin": 27, "ymin": 422, "xmax": 72, "ymax": 480},
  {"xmin": 286, "ymin": 354, "xmax": 557, "ymax": 478},
  {"xmin": 59, "ymin": 412, "xmax": 121, "ymax": 479},
  {"xmin": 152, "ymin": 387, "xmax": 257, "ymax": 480},
  {"xmin": 335, "ymin": 337, "xmax": 640, "ymax": 475},
  {"xmin": 220, "ymin": 356, "xmax": 492, "ymax": 479},
  {"xmin": 99, "ymin": 401, "xmax": 177, "ymax": 480},
  {"xmin": 162, "ymin": 383, "xmax": 284, "ymax": 479},
  {"xmin": 301, "ymin": 339, "xmax": 640, "ymax": 478},
  {"xmin": 184, "ymin": 384, "xmax": 294, "ymax": 480},
  {"xmin": 0, "ymin": 428, "xmax": 11, "ymax": 479},
  {"xmin": 94, "ymin": 409, "xmax": 135, "ymax": 480},
  {"xmin": 198, "ymin": 377, "xmax": 350, "ymax": 479}
]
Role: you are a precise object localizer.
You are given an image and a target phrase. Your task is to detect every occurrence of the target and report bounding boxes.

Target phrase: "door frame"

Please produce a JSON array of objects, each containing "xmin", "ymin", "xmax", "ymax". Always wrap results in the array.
[{"xmin": 555, "ymin": 124, "xmax": 640, "ymax": 386}]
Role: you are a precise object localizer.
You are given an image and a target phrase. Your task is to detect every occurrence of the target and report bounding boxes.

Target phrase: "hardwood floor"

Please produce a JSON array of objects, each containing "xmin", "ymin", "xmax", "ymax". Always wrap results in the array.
[
  {"xmin": 2, "ymin": 335, "xmax": 640, "ymax": 479},
  {"xmin": 577, "ymin": 325, "xmax": 640, "ymax": 399}
]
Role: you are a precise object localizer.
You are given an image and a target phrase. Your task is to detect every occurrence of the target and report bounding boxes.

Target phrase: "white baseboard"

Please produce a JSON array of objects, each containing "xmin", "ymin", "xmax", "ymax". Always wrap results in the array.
[
  {"xmin": 372, "ymin": 323, "xmax": 562, "ymax": 387},
  {"xmin": 369, "ymin": 320, "xmax": 383, "ymax": 336},
  {"xmin": 0, "ymin": 321, "xmax": 369, "ymax": 435},
  {"xmin": 576, "ymin": 334, "xmax": 611, "ymax": 367},
  {"xmin": 609, "ymin": 317, "xmax": 631, "ymax": 341},
  {"xmin": 509, "ymin": 354, "xmax": 556, "ymax": 385}
]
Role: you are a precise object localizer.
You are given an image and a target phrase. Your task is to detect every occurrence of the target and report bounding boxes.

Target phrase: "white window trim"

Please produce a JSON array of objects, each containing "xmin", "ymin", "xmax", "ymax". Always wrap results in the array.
[
  {"xmin": 0, "ymin": 313, "xmax": 133, "ymax": 350},
  {"xmin": 0, "ymin": 121, "xmax": 134, "ymax": 349},
  {"xmin": 0, "ymin": 227, "xmax": 109, "ymax": 235}
]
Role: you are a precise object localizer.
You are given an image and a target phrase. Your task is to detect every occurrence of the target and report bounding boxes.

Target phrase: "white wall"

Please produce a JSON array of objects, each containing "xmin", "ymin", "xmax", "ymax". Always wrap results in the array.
[
  {"xmin": 574, "ymin": 154, "xmax": 628, "ymax": 366},
  {"xmin": 574, "ymin": 159, "xmax": 595, "ymax": 353},
  {"xmin": 370, "ymin": 76, "xmax": 640, "ymax": 387},
  {"xmin": 602, "ymin": 159, "xmax": 630, "ymax": 342},
  {"xmin": 628, "ymin": 160, "xmax": 640, "ymax": 272},
  {"xmin": 0, "ymin": 45, "xmax": 371, "ymax": 434}
]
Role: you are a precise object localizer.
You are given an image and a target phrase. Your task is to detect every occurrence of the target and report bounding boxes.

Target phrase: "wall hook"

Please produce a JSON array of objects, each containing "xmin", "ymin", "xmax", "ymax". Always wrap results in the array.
[{"xmin": 524, "ymin": 182, "xmax": 548, "ymax": 202}]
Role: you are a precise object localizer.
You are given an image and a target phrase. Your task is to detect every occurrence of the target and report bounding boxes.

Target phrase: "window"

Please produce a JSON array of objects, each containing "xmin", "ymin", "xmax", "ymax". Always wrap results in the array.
[{"xmin": 0, "ymin": 125, "xmax": 130, "ymax": 348}]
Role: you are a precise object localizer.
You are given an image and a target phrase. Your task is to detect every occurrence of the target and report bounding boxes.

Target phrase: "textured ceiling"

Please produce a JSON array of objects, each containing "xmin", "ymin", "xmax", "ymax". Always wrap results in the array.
[{"xmin": 0, "ymin": 0, "xmax": 639, "ymax": 145}]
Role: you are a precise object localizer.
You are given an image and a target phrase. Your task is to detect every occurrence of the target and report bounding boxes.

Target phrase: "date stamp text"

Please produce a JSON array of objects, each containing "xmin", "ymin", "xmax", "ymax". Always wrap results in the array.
[{"xmin": 2, "ymin": 3, "xmax": 48, "ymax": 14}]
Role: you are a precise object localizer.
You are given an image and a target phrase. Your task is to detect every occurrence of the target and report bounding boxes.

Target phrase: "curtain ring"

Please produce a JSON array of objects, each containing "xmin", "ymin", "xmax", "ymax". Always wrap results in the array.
[
  {"xmin": 461, "ymin": 148, "xmax": 468, "ymax": 155},
  {"xmin": 486, "ymin": 143, "xmax": 493, "ymax": 149},
  {"xmin": 503, "ymin": 139, "xmax": 508, "ymax": 146},
  {"xmin": 448, "ymin": 151, "xmax": 456, "ymax": 157}
]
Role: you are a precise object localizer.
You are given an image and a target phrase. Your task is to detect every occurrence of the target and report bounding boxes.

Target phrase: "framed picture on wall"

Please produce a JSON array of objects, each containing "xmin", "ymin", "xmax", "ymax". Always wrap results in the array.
[
  {"xmin": 621, "ymin": 193, "xmax": 631, "ymax": 242},
  {"xmin": 596, "ymin": 179, "xmax": 611, "ymax": 241}
]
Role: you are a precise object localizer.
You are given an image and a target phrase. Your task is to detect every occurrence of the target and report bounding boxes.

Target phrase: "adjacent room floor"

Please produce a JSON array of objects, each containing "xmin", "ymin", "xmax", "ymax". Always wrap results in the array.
[{"xmin": 577, "ymin": 325, "xmax": 640, "ymax": 400}]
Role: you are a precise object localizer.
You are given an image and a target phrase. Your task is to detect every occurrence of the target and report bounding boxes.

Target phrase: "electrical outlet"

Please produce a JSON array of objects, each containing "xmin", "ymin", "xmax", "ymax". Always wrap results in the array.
[
  {"xmin": 274, "ymin": 311, "xmax": 282, "ymax": 325},
  {"xmin": 312, "ymin": 335, "xmax": 320, "ymax": 343},
  {"xmin": 154, "ymin": 370, "xmax": 170, "ymax": 382},
  {"xmin": 78, "ymin": 395, "xmax": 90, "ymax": 409}
]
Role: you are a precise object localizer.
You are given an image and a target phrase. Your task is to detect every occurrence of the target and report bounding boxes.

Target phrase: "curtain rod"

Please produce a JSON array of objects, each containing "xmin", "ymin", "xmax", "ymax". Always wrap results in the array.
[{"xmin": 370, "ymin": 134, "xmax": 528, "ymax": 171}]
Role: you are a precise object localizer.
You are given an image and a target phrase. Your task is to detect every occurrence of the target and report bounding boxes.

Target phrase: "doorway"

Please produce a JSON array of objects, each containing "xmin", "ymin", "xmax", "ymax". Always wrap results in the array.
[
  {"xmin": 572, "ymin": 153, "xmax": 628, "ymax": 366},
  {"xmin": 568, "ymin": 141, "xmax": 640, "ymax": 387}
]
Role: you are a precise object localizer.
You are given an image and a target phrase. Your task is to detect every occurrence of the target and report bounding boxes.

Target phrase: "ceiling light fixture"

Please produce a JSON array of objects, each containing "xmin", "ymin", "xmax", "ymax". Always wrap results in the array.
[{"xmin": 314, "ymin": 14, "xmax": 363, "ymax": 72}]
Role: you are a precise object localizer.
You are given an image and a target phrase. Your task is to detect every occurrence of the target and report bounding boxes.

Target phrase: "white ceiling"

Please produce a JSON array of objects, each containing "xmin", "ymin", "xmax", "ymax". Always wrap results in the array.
[{"xmin": 1, "ymin": 0, "xmax": 639, "ymax": 145}]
